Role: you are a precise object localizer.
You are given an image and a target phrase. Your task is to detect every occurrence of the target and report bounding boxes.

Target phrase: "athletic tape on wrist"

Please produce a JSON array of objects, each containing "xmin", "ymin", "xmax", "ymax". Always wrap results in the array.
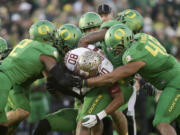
[{"xmin": 97, "ymin": 110, "xmax": 107, "ymax": 120}]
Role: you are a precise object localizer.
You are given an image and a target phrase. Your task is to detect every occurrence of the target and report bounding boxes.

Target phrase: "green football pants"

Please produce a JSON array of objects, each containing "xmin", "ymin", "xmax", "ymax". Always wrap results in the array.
[
  {"xmin": 77, "ymin": 87, "xmax": 112, "ymax": 121},
  {"xmin": 153, "ymin": 87, "xmax": 180, "ymax": 126}
]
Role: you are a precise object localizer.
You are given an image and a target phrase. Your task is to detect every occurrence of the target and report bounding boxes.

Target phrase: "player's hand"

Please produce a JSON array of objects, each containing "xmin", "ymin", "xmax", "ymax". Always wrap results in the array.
[
  {"xmin": 82, "ymin": 115, "xmax": 98, "ymax": 128},
  {"xmin": 82, "ymin": 110, "xmax": 107, "ymax": 128},
  {"xmin": 143, "ymin": 83, "xmax": 157, "ymax": 96},
  {"xmin": 71, "ymin": 76, "xmax": 88, "ymax": 88},
  {"xmin": 139, "ymin": 79, "xmax": 157, "ymax": 96}
]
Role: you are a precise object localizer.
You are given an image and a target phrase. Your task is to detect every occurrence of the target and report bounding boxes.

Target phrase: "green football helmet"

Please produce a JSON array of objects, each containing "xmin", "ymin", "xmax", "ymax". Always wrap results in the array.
[
  {"xmin": 58, "ymin": 24, "xmax": 82, "ymax": 51},
  {"xmin": 115, "ymin": 9, "xmax": 144, "ymax": 34},
  {"xmin": 0, "ymin": 37, "xmax": 7, "ymax": 53},
  {"xmin": 79, "ymin": 12, "xmax": 102, "ymax": 30},
  {"xmin": 104, "ymin": 24, "xmax": 133, "ymax": 67},
  {"xmin": 29, "ymin": 20, "xmax": 56, "ymax": 43},
  {"xmin": 0, "ymin": 37, "xmax": 8, "ymax": 60}
]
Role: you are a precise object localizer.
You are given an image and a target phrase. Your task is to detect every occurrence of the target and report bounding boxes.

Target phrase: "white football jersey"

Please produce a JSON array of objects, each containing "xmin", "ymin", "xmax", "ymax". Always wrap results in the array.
[{"xmin": 64, "ymin": 45, "xmax": 114, "ymax": 77}]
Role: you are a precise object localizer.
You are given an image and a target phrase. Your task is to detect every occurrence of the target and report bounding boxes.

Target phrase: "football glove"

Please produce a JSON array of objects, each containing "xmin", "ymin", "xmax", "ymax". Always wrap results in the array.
[
  {"xmin": 71, "ymin": 76, "xmax": 88, "ymax": 88},
  {"xmin": 46, "ymin": 77, "xmax": 83, "ymax": 99},
  {"xmin": 139, "ymin": 78, "xmax": 157, "ymax": 96},
  {"xmin": 82, "ymin": 110, "xmax": 107, "ymax": 128}
]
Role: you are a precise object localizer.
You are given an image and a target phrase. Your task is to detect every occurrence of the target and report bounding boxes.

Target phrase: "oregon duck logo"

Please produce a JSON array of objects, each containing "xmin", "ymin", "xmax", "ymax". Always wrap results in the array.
[
  {"xmin": 114, "ymin": 28, "xmax": 125, "ymax": 40},
  {"xmin": 125, "ymin": 10, "xmax": 136, "ymax": 18},
  {"xmin": 38, "ymin": 25, "xmax": 50, "ymax": 35},
  {"xmin": 60, "ymin": 29, "xmax": 71, "ymax": 40}
]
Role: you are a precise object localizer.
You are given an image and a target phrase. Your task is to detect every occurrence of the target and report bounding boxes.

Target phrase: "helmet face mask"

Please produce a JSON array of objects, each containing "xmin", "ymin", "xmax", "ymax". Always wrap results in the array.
[
  {"xmin": 83, "ymin": 26, "xmax": 99, "ymax": 34},
  {"xmin": 104, "ymin": 24, "xmax": 133, "ymax": 67},
  {"xmin": 109, "ymin": 44, "xmax": 124, "ymax": 55},
  {"xmin": 105, "ymin": 24, "xmax": 133, "ymax": 48}
]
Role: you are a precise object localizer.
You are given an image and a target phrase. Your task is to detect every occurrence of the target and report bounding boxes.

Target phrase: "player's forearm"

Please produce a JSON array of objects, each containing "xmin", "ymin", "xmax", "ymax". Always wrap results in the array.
[
  {"xmin": 78, "ymin": 29, "xmax": 107, "ymax": 47},
  {"xmin": 87, "ymin": 61, "xmax": 145, "ymax": 87},
  {"xmin": 105, "ymin": 96, "xmax": 124, "ymax": 115},
  {"xmin": 87, "ymin": 67, "xmax": 131, "ymax": 86}
]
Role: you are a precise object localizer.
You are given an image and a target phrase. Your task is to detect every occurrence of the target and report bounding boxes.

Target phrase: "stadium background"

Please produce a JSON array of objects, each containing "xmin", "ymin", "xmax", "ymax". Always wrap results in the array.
[{"xmin": 0, "ymin": 0, "xmax": 180, "ymax": 135}]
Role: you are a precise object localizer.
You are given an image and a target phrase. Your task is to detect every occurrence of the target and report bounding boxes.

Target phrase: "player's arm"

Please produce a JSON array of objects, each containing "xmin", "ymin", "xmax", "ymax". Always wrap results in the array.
[
  {"xmin": 40, "ymin": 55, "xmax": 57, "ymax": 71},
  {"xmin": 40, "ymin": 55, "xmax": 73, "ymax": 87},
  {"xmin": 86, "ymin": 61, "xmax": 146, "ymax": 87},
  {"xmin": 82, "ymin": 84, "xmax": 124, "ymax": 128},
  {"xmin": 40, "ymin": 55, "xmax": 82, "ymax": 98},
  {"xmin": 78, "ymin": 29, "xmax": 107, "ymax": 47},
  {"xmin": 105, "ymin": 85, "xmax": 124, "ymax": 115}
]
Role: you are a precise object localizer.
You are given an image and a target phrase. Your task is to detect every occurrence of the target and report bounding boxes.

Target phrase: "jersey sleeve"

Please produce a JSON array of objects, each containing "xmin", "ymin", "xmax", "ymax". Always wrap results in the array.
[
  {"xmin": 64, "ymin": 47, "xmax": 89, "ymax": 73},
  {"xmin": 122, "ymin": 42, "xmax": 149, "ymax": 65},
  {"xmin": 100, "ymin": 20, "xmax": 122, "ymax": 29},
  {"xmin": 64, "ymin": 50, "xmax": 78, "ymax": 72},
  {"xmin": 98, "ymin": 57, "xmax": 114, "ymax": 75},
  {"xmin": 39, "ymin": 43, "xmax": 59, "ymax": 60}
]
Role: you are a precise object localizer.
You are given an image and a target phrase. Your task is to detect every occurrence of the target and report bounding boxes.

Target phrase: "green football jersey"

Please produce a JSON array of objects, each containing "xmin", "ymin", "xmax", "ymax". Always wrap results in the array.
[
  {"xmin": 0, "ymin": 39, "xmax": 59, "ymax": 85},
  {"xmin": 122, "ymin": 33, "xmax": 180, "ymax": 89}
]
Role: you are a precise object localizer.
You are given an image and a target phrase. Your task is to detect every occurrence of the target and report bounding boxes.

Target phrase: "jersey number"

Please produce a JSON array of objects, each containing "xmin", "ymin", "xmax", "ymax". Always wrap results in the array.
[
  {"xmin": 68, "ymin": 54, "xmax": 78, "ymax": 65},
  {"xmin": 144, "ymin": 35, "xmax": 168, "ymax": 57},
  {"xmin": 9, "ymin": 40, "xmax": 32, "ymax": 57},
  {"xmin": 99, "ymin": 67, "xmax": 110, "ymax": 75}
]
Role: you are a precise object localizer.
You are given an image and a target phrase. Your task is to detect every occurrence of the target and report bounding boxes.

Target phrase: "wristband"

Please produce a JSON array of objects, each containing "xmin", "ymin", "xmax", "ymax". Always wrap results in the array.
[{"xmin": 97, "ymin": 110, "xmax": 107, "ymax": 120}]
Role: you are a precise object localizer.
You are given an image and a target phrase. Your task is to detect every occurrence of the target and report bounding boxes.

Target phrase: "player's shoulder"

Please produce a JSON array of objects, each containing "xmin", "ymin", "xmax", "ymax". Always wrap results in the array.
[
  {"xmin": 122, "ymin": 39, "xmax": 148, "ymax": 64},
  {"xmin": 100, "ymin": 20, "xmax": 122, "ymax": 29},
  {"xmin": 30, "ymin": 40, "xmax": 56, "ymax": 50},
  {"xmin": 28, "ymin": 39, "xmax": 59, "ymax": 58}
]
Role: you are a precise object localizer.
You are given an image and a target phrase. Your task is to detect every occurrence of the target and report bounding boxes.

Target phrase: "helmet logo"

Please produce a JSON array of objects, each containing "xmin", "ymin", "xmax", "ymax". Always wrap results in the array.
[
  {"xmin": 60, "ymin": 29, "xmax": 71, "ymax": 40},
  {"xmin": 38, "ymin": 25, "xmax": 50, "ymax": 35},
  {"xmin": 114, "ymin": 28, "xmax": 125, "ymax": 40},
  {"xmin": 125, "ymin": 10, "xmax": 136, "ymax": 18}
]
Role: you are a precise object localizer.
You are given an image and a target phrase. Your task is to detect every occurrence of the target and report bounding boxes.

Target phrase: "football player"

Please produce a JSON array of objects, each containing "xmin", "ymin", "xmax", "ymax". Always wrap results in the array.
[
  {"xmin": 78, "ymin": 9, "xmax": 144, "ymax": 48},
  {"xmin": 0, "ymin": 20, "xmax": 76, "ymax": 134},
  {"xmin": 65, "ymin": 46, "xmax": 125, "ymax": 135},
  {"xmin": 33, "ymin": 24, "xmax": 83, "ymax": 135},
  {"xmin": 74, "ymin": 24, "xmax": 180, "ymax": 135},
  {"xmin": 77, "ymin": 10, "xmax": 145, "ymax": 135},
  {"xmin": 79, "ymin": 11, "xmax": 130, "ymax": 135}
]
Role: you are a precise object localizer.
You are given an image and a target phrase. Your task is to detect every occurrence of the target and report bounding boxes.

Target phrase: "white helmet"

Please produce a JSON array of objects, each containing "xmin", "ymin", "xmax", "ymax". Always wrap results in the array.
[{"xmin": 76, "ymin": 50, "xmax": 102, "ymax": 77}]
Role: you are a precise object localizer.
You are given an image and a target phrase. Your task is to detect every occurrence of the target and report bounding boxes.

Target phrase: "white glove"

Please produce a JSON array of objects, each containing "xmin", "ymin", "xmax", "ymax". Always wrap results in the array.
[{"xmin": 82, "ymin": 110, "xmax": 107, "ymax": 128}]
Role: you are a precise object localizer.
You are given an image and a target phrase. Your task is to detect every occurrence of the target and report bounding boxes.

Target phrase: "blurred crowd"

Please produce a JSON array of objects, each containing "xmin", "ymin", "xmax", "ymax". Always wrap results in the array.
[
  {"xmin": 0, "ymin": 0, "xmax": 180, "ymax": 135},
  {"xmin": 0, "ymin": 0, "xmax": 180, "ymax": 58}
]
